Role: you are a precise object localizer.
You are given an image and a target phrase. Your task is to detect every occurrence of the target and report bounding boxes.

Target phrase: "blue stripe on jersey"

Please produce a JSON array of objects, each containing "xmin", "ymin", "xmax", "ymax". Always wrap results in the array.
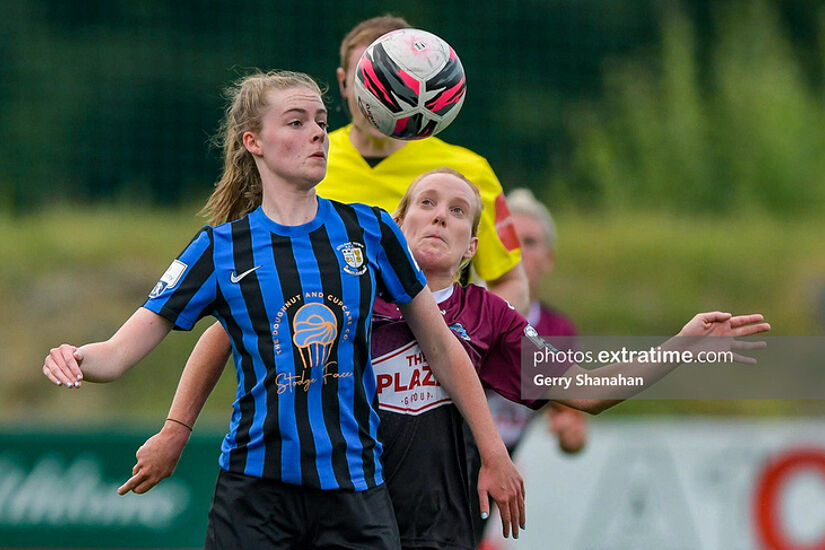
[
  {"xmin": 290, "ymin": 233, "xmax": 337, "ymax": 489},
  {"xmin": 212, "ymin": 223, "xmax": 269, "ymax": 478},
  {"xmin": 246, "ymin": 235, "xmax": 303, "ymax": 485},
  {"xmin": 352, "ymin": 207, "xmax": 392, "ymax": 484},
  {"xmin": 322, "ymin": 207, "xmax": 372, "ymax": 491}
]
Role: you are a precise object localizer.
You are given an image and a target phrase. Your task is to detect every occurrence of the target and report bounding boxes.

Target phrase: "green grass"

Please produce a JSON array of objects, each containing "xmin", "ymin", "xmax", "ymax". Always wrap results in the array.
[{"xmin": 3, "ymin": 205, "xmax": 824, "ymax": 425}]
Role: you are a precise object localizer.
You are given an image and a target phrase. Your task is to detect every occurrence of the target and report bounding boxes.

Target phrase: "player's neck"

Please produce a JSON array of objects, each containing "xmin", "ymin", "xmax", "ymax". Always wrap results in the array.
[
  {"xmin": 260, "ymin": 184, "xmax": 319, "ymax": 226},
  {"xmin": 349, "ymin": 124, "xmax": 407, "ymax": 159},
  {"xmin": 425, "ymin": 272, "xmax": 455, "ymax": 295}
]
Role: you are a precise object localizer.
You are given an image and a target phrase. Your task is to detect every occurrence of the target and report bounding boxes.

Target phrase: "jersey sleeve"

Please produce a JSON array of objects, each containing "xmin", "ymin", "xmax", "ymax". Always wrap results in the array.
[
  {"xmin": 477, "ymin": 294, "xmax": 568, "ymax": 410},
  {"xmin": 470, "ymin": 161, "xmax": 522, "ymax": 282},
  {"xmin": 143, "ymin": 226, "xmax": 217, "ymax": 331},
  {"xmin": 372, "ymin": 208, "xmax": 427, "ymax": 305}
]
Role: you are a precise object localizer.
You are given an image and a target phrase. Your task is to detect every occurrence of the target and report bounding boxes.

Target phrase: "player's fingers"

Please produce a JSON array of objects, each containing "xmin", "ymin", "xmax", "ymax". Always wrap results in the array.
[
  {"xmin": 731, "ymin": 339, "xmax": 766, "ymax": 350},
  {"xmin": 42, "ymin": 361, "xmax": 63, "ymax": 387},
  {"xmin": 732, "ymin": 352, "xmax": 757, "ymax": 365},
  {"xmin": 519, "ymin": 481, "xmax": 526, "ymax": 529},
  {"xmin": 510, "ymin": 496, "xmax": 521, "ymax": 538},
  {"xmin": 132, "ymin": 477, "xmax": 161, "ymax": 494},
  {"xmin": 729, "ymin": 314, "xmax": 764, "ymax": 328},
  {"xmin": 58, "ymin": 345, "xmax": 83, "ymax": 386},
  {"xmin": 701, "ymin": 311, "xmax": 731, "ymax": 323},
  {"xmin": 734, "ymin": 323, "xmax": 771, "ymax": 337},
  {"xmin": 44, "ymin": 354, "xmax": 74, "ymax": 387},
  {"xmin": 498, "ymin": 498, "xmax": 512, "ymax": 538},
  {"xmin": 477, "ymin": 487, "xmax": 490, "ymax": 520},
  {"xmin": 117, "ymin": 472, "xmax": 146, "ymax": 495}
]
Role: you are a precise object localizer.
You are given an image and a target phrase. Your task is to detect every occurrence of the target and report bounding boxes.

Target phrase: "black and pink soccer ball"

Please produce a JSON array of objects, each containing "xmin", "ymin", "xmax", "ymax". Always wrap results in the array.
[{"xmin": 353, "ymin": 28, "xmax": 466, "ymax": 140}]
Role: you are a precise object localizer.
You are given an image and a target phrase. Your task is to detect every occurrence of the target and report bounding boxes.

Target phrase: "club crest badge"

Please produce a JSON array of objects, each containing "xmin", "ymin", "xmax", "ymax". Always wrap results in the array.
[{"xmin": 337, "ymin": 242, "xmax": 367, "ymax": 276}]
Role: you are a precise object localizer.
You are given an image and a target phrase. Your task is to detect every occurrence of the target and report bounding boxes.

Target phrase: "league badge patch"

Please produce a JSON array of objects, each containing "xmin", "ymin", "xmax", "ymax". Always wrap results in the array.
[{"xmin": 149, "ymin": 259, "xmax": 187, "ymax": 298}]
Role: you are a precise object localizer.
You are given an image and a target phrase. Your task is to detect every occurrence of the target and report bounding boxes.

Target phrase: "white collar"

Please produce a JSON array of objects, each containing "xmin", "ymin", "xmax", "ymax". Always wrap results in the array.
[{"xmin": 430, "ymin": 284, "xmax": 455, "ymax": 305}]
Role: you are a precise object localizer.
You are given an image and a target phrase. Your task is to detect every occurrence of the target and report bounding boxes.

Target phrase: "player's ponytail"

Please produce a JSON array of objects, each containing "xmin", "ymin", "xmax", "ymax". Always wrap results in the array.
[{"xmin": 201, "ymin": 70, "xmax": 323, "ymax": 225}]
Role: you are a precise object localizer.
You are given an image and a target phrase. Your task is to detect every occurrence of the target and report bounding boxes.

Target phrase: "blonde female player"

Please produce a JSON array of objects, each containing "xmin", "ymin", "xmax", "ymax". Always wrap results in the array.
[
  {"xmin": 116, "ymin": 167, "xmax": 769, "ymax": 549},
  {"xmin": 41, "ymin": 71, "xmax": 524, "ymax": 550}
]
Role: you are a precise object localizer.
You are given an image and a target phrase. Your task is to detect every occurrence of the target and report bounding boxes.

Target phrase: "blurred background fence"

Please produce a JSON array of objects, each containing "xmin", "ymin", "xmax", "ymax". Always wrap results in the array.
[{"xmin": 4, "ymin": 0, "xmax": 824, "ymax": 215}]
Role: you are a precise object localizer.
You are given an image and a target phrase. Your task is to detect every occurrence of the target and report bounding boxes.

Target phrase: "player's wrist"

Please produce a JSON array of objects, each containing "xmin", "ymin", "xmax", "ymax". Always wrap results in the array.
[{"xmin": 162, "ymin": 417, "xmax": 194, "ymax": 438}]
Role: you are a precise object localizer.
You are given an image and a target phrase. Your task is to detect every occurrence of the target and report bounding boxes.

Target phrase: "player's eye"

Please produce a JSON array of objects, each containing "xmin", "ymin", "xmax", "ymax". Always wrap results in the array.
[
  {"xmin": 451, "ymin": 206, "xmax": 465, "ymax": 216},
  {"xmin": 288, "ymin": 120, "xmax": 302, "ymax": 127},
  {"xmin": 316, "ymin": 120, "xmax": 328, "ymax": 130},
  {"xmin": 421, "ymin": 198, "xmax": 434, "ymax": 207}
]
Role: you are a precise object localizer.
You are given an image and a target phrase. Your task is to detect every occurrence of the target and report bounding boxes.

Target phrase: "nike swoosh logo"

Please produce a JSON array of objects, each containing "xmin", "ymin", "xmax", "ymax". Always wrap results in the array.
[{"xmin": 230, "ymin": 265, "xmax": 262, "ymax": 283}]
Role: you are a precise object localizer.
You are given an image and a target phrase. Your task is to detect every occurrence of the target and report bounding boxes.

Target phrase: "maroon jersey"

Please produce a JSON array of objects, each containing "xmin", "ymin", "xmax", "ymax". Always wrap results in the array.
[{"xmin": 371, "ymin": 284, "xmax": 565, "ymax": 549}]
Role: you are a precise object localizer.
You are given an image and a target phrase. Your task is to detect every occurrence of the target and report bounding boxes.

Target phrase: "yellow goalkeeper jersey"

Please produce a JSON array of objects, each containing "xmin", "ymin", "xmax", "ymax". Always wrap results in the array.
[{"xmin": 317, "ymin": 125, "xmax": 521, "ymax": 283}]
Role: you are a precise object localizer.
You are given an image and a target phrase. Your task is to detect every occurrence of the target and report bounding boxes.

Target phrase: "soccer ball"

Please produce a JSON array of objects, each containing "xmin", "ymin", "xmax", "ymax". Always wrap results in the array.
[{"xmin": 353, "ymin": 28, "xmax": 466, "ymax": 140}]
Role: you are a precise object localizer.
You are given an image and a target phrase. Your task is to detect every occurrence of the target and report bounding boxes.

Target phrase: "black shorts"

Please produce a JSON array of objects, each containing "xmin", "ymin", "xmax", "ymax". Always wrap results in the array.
[{"xmin": 204, "ymin": 468, "xmax": 401, "ymax": 550}]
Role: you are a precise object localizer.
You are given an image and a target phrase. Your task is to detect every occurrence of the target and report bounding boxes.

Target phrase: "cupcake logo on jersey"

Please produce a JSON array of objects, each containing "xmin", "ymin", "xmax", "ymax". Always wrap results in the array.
[
  {"xmin": 336, "ymin": 242, "xmax": 367, "ymax": 276},
  {"xmin": 272, "ymin": 293, "xmax": 355, "ymax": 394},
  {"xmin": 292, "ymin": 303, "xmax": 338, "ymax": 370}
]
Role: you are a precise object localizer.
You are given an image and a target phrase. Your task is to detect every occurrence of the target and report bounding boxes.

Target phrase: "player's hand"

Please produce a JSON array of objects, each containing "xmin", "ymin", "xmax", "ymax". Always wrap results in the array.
[
  {"xmin": 42, "ymin": 344, "xmax": 84, "ymax": 388},
  {"xmin": 117, "ymin": 423, "xmax": 190, "ymax": 495},
  {"xmin": 677, "ymin": 312, "xmax": 770, "ymax": 364},
  {"xmin": 547, "ymin": 404, "xmax": 588, "ymax": 454},
  {"xmin": 477, "ymin": 447, "xmax": 525, "ymax": 539}
]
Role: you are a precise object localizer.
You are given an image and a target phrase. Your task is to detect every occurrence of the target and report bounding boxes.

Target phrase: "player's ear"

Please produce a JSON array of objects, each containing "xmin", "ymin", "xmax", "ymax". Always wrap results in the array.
[
  {"xmin": 336, "ymin": 67, "xmax": 347, "ymax": 97},
  {"xmin": 543, "ymin": 249, "xmax": 556, "ymax": 274},
  {"xmin": 242, "ymin": 131, "xmax": 262, "ymax": 156},
  {"xmin": 464, "ymin": 236, "xmax": 479, "ymax": 261}
]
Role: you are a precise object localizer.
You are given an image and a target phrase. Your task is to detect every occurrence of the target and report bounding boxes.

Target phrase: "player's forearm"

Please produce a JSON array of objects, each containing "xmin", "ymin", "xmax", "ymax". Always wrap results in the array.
[
  {"xmin": 79, "ymin": 308, "xmax": 172, "ymax": 382},
  {"xmin": 166, "ymin": 321, "xmax": 231, "ymax": 428},
  {"xmin": 553, "ymin": 336, "xmax": 685, "ymax": 413},
  {"xmin": 486, "ymin": 263, "xmax": 529, "ymax": 315}
]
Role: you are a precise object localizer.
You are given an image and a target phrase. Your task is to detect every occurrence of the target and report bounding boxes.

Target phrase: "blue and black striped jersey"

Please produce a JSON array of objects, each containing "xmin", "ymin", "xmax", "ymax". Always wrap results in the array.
[{"xmin": 144, "ymin": 198, "xmax": 426, "ymax": 491}]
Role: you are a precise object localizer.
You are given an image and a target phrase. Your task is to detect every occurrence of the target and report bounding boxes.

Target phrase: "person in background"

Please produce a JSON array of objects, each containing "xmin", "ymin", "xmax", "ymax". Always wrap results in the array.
[{"xmin": 504, "ymin": 187, "xmax": 587, "ymax": 457}]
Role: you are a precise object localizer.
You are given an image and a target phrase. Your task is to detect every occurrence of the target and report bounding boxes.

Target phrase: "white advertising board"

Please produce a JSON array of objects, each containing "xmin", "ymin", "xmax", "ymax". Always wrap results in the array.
[{"xmin": 482, "ymin": 418, "xmax": 825, "ymax": 550}]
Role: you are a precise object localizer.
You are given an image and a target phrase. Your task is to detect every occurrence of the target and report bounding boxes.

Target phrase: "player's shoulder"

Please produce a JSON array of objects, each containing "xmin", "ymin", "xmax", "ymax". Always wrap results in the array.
[
  {"xmin": 325, "ymin": 198, "xmax": 386, "ymax": 220},
  {"xmin": 538, "ymin": 303, "xmax": 578, "ymax": 337},
  {"xmin": 210, "ymin": 208, "xmax": 257, "ymax": 236},
  {"xmin": 462, "ymin": 283, "xmax": 519, "ymax": 315}
]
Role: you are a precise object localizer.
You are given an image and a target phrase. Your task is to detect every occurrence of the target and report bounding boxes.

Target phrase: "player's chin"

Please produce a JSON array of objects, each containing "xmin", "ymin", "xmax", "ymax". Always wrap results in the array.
[{"xmin": 303, "ymin": 164, "xmax": 327, "ymax": 182}]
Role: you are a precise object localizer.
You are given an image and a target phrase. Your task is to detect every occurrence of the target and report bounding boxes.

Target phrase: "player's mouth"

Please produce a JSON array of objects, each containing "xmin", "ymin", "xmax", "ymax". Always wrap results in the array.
[
  {"xmin": 423, "ymin": 232, "xmax": 447, "ymax": 243},
  {"xmin": 309, "ymin": 151, "xmax": 326, "ymax": 160}
]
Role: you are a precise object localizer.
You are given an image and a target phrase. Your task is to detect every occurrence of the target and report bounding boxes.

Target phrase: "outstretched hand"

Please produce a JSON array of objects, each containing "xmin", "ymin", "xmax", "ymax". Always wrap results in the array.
[
  {"xmin": 42, "ymin": 344, "xmax": 84, "ymax": 388},
  {"xmin": 677, "ymin": 312, "xmax": 770, "ymax": 364},
  {"xmin": 117, "ymin": 424, "xmax": 190, "ymax": 495},
  {"xmin": 477, "ymin": 448, "xmax": 525, "ymax": 539}
]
